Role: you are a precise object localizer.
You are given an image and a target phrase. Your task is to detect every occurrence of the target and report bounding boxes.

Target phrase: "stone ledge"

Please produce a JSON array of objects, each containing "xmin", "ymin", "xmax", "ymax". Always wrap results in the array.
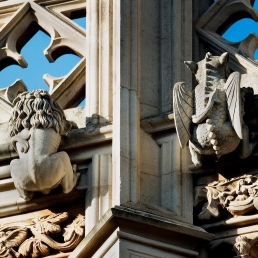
[
  {"xmin": 202, "ymin": 213, "xmax": 258, "ymax": 232},
  {"xmin": 0, "ymin": 188, "xmax": 86, "ymax": 218},
  {"xmin": 140, "ymin": 112, "xmax": 174, "ymax": 134},
  {"xmin": 71, "ymin": 205, "xmax": 214, "ymax": 258},
  {"xmin": 0, "ymin": 124, "xmax": 112, "ymax": 162},
  {"xmin": 112, "ymin": 206, "xmax": 212, "ymax": 241},
  {"xmin": 60, "ymin": 124, "xmax": 112, "ymax": 151}
]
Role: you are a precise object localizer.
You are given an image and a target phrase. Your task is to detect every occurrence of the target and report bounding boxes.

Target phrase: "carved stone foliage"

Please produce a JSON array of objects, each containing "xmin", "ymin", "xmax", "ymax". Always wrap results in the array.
[
  {"xmin": 173, "ymin": 52, "xmax": 258, "ymax": 166},
  {"xmin": 0, "ymin": 212, "xmax": 85, "ymax": 258},
  {"xmin": 196, "ymin": 175, "xmax": 258, "ymax": 220},
  {"xmin": 9, "ymin": 90, "xmax": 80, "ymax": 201}
]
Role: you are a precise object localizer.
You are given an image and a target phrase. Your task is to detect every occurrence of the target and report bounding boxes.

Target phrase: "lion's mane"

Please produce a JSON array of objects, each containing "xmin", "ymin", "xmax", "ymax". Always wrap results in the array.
[{"xmin": 10, "ymin": 90, "xmax": 72, "ymax": 137}]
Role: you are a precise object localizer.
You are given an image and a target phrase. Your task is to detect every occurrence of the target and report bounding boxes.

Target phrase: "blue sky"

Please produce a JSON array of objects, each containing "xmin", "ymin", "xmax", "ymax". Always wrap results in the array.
[
  {"xmin": 0, "ymin": 17, "xmax": 85, "ymax": 105},
  {"xmin": 222, "ymin": 0, "xmax": 258, "ymax": 58}
]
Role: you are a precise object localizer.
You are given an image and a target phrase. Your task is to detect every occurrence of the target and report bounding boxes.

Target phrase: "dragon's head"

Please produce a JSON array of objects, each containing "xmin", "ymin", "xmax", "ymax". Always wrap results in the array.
[{"xmin": 184, "ymin": 52, "xmax": 231, "ymax": 84}]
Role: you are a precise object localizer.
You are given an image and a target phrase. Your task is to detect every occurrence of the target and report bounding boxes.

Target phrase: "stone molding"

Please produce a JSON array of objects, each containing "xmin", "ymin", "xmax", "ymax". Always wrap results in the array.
[
  {"xmin": 0, "ymin": 188, "xmax": 86, "ymax": 219},
  {"xmin": 71, "ymin": 206, "xmax": 214, "ymax": 258},
  {"xmin": 140, "ymin": 112, "xmax": 174, "ymax": 134},
  {"xmin": 0, "ymin": 122, "xmax": 112, "ymax": 164}
]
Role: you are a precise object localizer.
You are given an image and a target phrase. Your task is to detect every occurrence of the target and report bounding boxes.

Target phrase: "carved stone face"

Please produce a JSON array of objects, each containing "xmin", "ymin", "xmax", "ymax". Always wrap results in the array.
[{"xmin": 184, "ymin": 52, "xmax": 230, "ymax": 84}]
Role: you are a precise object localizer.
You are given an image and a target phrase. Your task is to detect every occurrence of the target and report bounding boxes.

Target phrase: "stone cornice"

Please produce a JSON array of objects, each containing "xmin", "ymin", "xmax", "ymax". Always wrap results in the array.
[
  {"xmin": 0, "ymin": 124, "xmax": 112, "ymax": 163},
  {"xmin": 72, "ymin": 206, "xmax": 214, "ymax": 258},
  {"xmin": 140, "ymin": 112, "xmax": 175, "ymax": 134},
  {"xmin": 0, "ymin": 188, "xmax": 86, "ymax": 218}
]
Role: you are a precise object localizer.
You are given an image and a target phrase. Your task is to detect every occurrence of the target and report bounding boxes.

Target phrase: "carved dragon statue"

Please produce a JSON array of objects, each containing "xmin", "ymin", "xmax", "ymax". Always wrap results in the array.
[
  {"xmin": 9, "ymin": 90, "xmax": 79, "ymax": 201},
  {"xmin": 173, "ymin": 52, "xmax": 256, "ymax": 166}
]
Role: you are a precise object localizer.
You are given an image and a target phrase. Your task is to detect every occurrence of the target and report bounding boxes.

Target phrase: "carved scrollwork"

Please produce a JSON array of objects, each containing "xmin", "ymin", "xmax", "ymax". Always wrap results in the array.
[
  {"xmin": 196, "ymin": 175, "xmax": 258, "ymax": 220},
  {"xmin": 0, "ymin": 212, "xmax": 85, "ymax": 257}
]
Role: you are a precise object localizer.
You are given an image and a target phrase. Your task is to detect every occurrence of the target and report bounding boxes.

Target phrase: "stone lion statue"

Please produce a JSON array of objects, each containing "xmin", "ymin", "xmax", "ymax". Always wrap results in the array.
[{"xmin": 9, "ymin": 90, "xmax": 79, "ymax": 201}]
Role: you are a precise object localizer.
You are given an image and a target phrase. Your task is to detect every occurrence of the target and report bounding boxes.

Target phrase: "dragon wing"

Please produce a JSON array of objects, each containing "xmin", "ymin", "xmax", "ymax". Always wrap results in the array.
[
  {"xmin": 173, "ymin": 82, "xmax": 194, "ymax": 148},
  {"xmin": 225, "ymin": 71, "xmax": 243, "ymax": 139}
]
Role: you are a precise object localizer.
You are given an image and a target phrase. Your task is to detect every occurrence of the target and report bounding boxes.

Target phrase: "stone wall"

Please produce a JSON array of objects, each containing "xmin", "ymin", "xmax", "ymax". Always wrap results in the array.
[{"xmin": 2, "ymin": 0, "xmax": 257, "ymax": 257}]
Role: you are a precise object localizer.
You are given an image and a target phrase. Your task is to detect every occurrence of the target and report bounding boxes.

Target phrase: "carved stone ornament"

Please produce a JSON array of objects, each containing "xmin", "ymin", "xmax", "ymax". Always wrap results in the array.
[
  {"xmin": 234, "ymin": 234, "xmax": 258, "ymax": 258},
  {"xmin": 9, "ymin": 90, "xmax": 80, "ymax": 201},
  {"xmin": 173, "ymin": 52, "xmax": 258, "ymax": 166},
  {"xmin": 196, "ymin": 175, "xmax": 258, "ymax": 220},
  {"xmin": 0, "ymin": 212, "xmax": 85, "ymax": 258}
]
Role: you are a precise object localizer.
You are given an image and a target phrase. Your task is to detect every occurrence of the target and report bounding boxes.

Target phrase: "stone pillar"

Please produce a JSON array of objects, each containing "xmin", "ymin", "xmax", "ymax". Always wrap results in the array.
[
  {"xmin": 112, "ymin": 0, "xmax": 194, "ymax": 223},
  {"xmin": 75, "ymin": 0, "xmax": 214, "ymax": 257},
  {"xmin": 112, "ymin": 0, "xmax": 141, "ymax": 205},
  {"xmin": 86, "ymin": 0, "xmax": 113, "ymax": 125}
]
